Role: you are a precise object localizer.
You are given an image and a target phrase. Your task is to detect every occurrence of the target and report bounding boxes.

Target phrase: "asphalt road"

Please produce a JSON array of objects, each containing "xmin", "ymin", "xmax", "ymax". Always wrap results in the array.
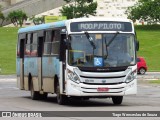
[{"xmin": 0, "ymin": 73, "xmax": 160, "ymax": 120}]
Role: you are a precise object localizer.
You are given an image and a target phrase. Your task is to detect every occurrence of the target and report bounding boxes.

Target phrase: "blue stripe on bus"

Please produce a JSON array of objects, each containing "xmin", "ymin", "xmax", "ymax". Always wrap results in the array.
[
  {"xmin": 18, "ymin": 20, "xmax": 67, "ymax": 33},
  {"xmin": 42, "ymin": 57, "xmax": 60, "ymax": 77},
  {"xmin": 24, "ymin": 58, "xmax": 38, "ymax": 76},
  {"xmin": 18, "ymin": 57, "xmax": 60, "ymax": 77}
]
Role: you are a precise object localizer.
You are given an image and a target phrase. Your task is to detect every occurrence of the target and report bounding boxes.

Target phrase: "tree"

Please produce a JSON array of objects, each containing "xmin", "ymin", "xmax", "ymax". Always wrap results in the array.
[
  {"xmin": 0, "ymin": 12, "xmax": 5, "ymax": 27},
  {"xmin": 30, "ymin": 16, "xmax": 44, "ymax": 25},
  {"xmin": 0, "ymin": 6, "xmax": 5, "ymax": 27},
  {"xmin": 7, "ymin": 10, "xmax": 28, "ymax": 27},
  {"xmin": 60, "ymin": 0, "xmax": 97, "ymax": 19},
  {"xmin": 125, "ymin": 0, "xmax": 160, "ymax": 24}
]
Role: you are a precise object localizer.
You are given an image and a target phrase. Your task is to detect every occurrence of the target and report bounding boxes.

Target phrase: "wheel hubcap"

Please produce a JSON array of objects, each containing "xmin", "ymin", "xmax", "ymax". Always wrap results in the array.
[{"xmin": 140, "ymin": 68, "xmax": 145, "ymax": 74}]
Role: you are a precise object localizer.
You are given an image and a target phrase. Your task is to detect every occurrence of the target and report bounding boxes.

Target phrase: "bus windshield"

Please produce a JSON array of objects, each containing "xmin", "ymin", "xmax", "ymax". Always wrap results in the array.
[{"xmin": 68, "ymin": 33, "xmax": 136, "ymax": 68}]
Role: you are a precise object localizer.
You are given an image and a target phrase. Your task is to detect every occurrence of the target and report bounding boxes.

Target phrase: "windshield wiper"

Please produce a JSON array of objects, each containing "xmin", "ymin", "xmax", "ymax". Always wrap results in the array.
[
  {"xmin": 84, "ymin": 31, "xmax": 96, "ymax": 49},
  {"xmin": 106, "ymin": 31, "xmax": 120, "ymax": 47},
  {"xmin": 104, "ymin": 31, "xmax": 120, "ymax": 58}
]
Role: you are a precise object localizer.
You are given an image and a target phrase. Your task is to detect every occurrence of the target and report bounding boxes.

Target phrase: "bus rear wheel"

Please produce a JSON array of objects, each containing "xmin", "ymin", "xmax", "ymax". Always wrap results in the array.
[
  {"xmin": 112, "ymin": 96, "xmax": 123, "ymax": 105},
  {"xmin": 30, "ymin": 81, "xmax": 40, "ymax": 100},
  {"xmin": 40, "ymin": 93, "xmax": 48, "ymax": 100},
  {"xmin": 56, "ymin": 82, "xmax": 68, "ymax": 105}
]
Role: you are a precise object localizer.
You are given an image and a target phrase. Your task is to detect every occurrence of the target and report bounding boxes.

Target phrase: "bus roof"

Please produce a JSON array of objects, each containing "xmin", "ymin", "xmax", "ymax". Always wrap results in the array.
[
  {"xmin": 18, "ymin": 18, "xmax": 133, "ymax": 34},
  {"xmin": 18, "ymin": 20, "xmax": 67, "ymax": 34}
]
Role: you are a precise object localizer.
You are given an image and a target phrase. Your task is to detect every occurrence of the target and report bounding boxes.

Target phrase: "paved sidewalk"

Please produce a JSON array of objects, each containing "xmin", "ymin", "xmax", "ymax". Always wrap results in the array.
[
  {"xmin": 138, "ymin": 72, "xmax": 160, "ymax": 80},
  {"xmin": 0, "ymin": 75, "xmax": 16, "ymax": 82}
]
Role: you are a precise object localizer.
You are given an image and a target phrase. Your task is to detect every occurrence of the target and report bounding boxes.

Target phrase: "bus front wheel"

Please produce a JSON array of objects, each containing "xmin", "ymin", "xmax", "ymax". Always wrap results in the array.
[
  {"xmin": 56, "ymin": 82, "xmax": 68, "ymax": 105},
  {"xmin": 112, "ymin": 96, "xmax": 123, "ymax": 105}
]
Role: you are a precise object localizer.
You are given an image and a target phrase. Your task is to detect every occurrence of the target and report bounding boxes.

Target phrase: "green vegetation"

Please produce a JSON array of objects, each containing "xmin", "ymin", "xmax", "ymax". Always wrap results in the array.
[
  {"xmin": 0, "ymin": 12, "xmax": 5, "ymax": 27},
  {"xmin": 0, "ymin": 5, "xmax": 5, "ymax": 27},
  {"xmin": 126, "ymin": 0, "xmax": 160, "ymax": 24},
  {"xmin": 60, "ymin": 0, "xmax": 97, "ymax": 19},
  {"xmin": 0, "ymin": 27, "xmax": 18, "ymax": 74},
  {"xmin": 0, "ymin": 25, "xmax": 160, "ymax": 74},
  {"xmin": 30, "ymin": 16, "xmax": 44, "ymax": 25},
  {"xmin": 7, "ymin": 10, "xmax": 28, "ymax": 27},
  {"xmin": 135, "ymin": 25, "xmax": 160, "ymax": 31},
  {"xmin": 135, "ymin": 25, "xmax": 160, "ymax": 71},
  {"xmin": 149, "ymin": 80, "xmax": 160, "ymax": 84}
]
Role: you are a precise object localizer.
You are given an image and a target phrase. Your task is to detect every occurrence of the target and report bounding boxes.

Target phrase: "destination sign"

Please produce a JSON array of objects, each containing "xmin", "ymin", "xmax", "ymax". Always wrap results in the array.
[{"xmin": 70, "ymin": 21, "xmax": 132, "ymax": 32}]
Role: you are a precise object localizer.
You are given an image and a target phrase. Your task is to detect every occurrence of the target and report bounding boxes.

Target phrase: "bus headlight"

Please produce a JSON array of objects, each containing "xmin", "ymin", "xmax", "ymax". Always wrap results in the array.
[
  {"xmin": 67, "ymin": 69, "xmax": 80, "ymax": 84},
  {"xmin": 125, "ymin": 70, "xmax": 137, "ymax": 83}
]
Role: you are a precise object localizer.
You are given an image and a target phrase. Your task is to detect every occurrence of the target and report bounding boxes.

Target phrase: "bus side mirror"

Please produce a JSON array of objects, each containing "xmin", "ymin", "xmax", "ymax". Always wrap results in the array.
[
  {"xmin": 63, "ymin": 39, "xmax": 70, "ymax": 49},
  {"xmin": 66, "ymin": 39, "xmax": 71, "ymax": 48},
  {"xmin": 63, "ymin": 39, "xmax": 67, "ymax": 48},
  {"xmin": 136, "ymin": 41, "xmax": 139, "ymax": 51}
]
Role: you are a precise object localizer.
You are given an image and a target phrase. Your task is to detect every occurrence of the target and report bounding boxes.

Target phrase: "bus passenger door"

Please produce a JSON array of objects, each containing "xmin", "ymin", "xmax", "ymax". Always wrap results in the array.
[
  {"xmin": 60, "ymin": 34, "xmax": 67, "ymax": 93},
  {"xmin": 19, "ymin": 39, "xmax": 25, "ymax": 90}
]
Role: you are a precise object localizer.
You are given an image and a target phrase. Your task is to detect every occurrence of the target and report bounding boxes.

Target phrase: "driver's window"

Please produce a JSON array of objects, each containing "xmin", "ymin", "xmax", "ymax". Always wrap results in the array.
[{"xmin": 69, "ymin": 50, "xmax": 85, "ymax": 65}]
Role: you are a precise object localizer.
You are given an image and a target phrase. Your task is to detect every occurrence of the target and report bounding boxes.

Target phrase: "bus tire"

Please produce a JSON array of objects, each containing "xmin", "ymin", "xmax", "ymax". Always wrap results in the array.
[
  {"xmin": 40, "ymin": 93, "xmax": 48, "ymax": 100},
  {"xmin": 30, "ymin": 80, "xmax": 40, "ymax": 100},
  {"xmin": 112, "ymin": 96, "xmax": 123, "ymax": 105},
  {"xmin": 56, "ymin": 82, "xmax": 68, "ymax": 105}
]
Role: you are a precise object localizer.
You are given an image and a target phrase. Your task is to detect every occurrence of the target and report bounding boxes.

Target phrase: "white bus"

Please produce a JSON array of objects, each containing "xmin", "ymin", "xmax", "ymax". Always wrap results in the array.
[{"xmin": 17, "ymin": 18, "xmax": 139, "ymax": 105}]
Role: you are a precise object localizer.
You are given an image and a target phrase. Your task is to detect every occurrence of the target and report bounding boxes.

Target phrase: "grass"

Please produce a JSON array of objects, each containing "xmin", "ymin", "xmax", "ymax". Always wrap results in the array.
[
  {"xmin": 149, "ymin": 80, "xmax": 160, "ymax": 84},
  {"xmin": 135, "ymin": 25, "xmax": 160, "ymax": 71},
  {"xmin": 0, "ymin": 25, "xmax": 160, "ymax": 74},
  {"xmin": 0, "ymin": 27, "xmax": 18, "ymax": 74}
]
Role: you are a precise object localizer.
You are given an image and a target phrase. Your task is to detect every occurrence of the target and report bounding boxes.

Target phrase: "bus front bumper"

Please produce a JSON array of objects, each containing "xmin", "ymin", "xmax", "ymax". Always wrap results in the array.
[{"xmin": 65, "ymin": 80, "xmax": 137, "ymax": 97}]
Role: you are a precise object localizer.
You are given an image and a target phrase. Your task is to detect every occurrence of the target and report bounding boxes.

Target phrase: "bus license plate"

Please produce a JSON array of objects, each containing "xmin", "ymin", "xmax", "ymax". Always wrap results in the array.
[{"xmin": 97, "ymin": 87, "xmax": 109, "ymax": 92}]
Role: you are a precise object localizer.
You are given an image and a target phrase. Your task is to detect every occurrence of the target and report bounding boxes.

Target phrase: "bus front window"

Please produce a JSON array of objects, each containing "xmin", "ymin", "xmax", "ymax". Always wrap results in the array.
[{"xmin": 68, "ymin": 33, "xmax": 136, "ymax": 68}]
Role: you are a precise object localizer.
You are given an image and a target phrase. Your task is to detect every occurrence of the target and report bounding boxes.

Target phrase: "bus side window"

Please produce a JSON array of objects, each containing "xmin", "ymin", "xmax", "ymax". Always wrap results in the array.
[
  {"xmin": 31, "ymin": 33, "xmax": 38, "ymax": 56},
  {"xmin": 43, "ymin": 31, "xmax": 52, "ymax": 55},
  {"xmin": 20, "ymin": 39, "xmax": 25, "ymax": 58},
  {"xmin": 25, "ymin": 33, "xmax": 32, "ymax": 56},
  {"xmin": 51, "ymin": 30, "xmax": 60, "ymax": 55},
  {"xmin": 18, "ymin": 33, "xmax": 26, "ymax": 58},
  {"xmin": 17, "ymin": 35, "xmax": 20, "ymax": 57}
]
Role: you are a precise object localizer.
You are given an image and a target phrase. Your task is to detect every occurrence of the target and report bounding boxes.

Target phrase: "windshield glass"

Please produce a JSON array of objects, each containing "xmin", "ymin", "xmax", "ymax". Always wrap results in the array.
[{"xmin": 68, "ymin": 33, "xmax": 136, "ymax": 68}]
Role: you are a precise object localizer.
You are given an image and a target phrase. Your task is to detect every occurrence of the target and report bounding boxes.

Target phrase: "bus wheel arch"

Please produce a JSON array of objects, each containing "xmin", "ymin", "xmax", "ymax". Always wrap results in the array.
[
  {"xmin": 54, "ymin": 75, "xmax": 68, "ymax": 105},
  {"xmin": 28, "ymin": 73, "xmax": 40, "ymax": 100},
  {"xmin": 54, "ymin": 75, "xmax": 59, "ymax": 93},
  {"xmin": 28, "ymin": 73, "xmax": 32, "ymax": 90}
]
